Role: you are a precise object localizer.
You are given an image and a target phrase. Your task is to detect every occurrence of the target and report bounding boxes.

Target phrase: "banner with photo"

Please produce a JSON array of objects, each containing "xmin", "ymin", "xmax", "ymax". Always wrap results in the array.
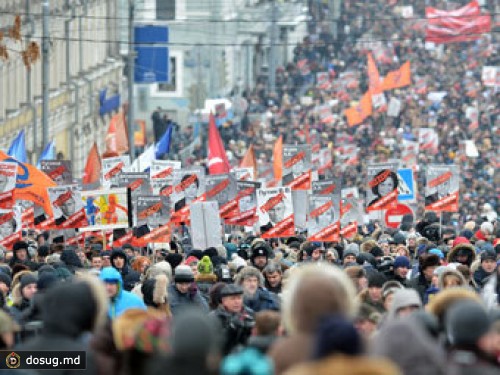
[
  {"xmin": 0, "ymin": 162, "xmax": 17, "ymax": 209},
  {"xmin": 150, "ymin": 160, "xmax": 180, "ymax": 197},
  {"xmin": 418, "ymin": 128, "xmax": 439, "ymax": 155},
  {"xmin": 101, "ymin": 156, "xmax": 130, "ymax": 189},
  {"xmin": 282, "ymin": 145, "xmax": 312, "ymax": 190},
  {"xmin": 401, "ymin": 140, "xmax": 419, "ymax": 168},
  {"xmin": 205, "ymin": 173, "xmax": 238, "ymax": 220},
  {"xmin": 312, "ymin": 178, "xmax": 342, "ymax": 196},
  {"xmin": 312, "ymin": 148, "xmax": 333, "ymax": 176},
  {"xmin": 80, "ymin": 188, "xmax": 130, "ymax": 230},
  {"xmin": 40, "ymin": 160, "xmax": 72, "ymax": 185},
  {"xmin": 170, "ymin": 167, "xmax": 206, "ymax": 223},
  {"xmin": 425, "ymin": 165, "xmax": 459, "ymax": 212},
  {"xmin": 341, "ymin": 187, "xmax": 363, "ymax": 231},
  {"xmin": 132, "ymin": 195, "xmax": 171, "ymax": 246},
  {"xmin": 225, "ymin": 181, "xmax": 260, "ymax": 227},
  {"xmin": 336, "ymin": 144, "xmax": 359, "ymax": 168},
  {"xmin": 117, "ymin": 172, "xmax": 151, "ymax": 206},
  {"xmin": 307, "ymin": 194, "xmax": 341, "ymax": 242},
  {"xmin": 0, "ymin": 208, "xmax": 22, "ymax": 249},
  {"xmin": 43, "ymin": 185, "xmax": 87, "ymax": 229},
  {"xmin": 257, "ymin": 186, "xmax": 294, "ymax": 239},
  {"xmin": 234, "ymin": 167, "xmax": 255, "ymax": 181},
  {"xmin": 366, "ymin": 163, "xmax": 399, "ymax": 212}
]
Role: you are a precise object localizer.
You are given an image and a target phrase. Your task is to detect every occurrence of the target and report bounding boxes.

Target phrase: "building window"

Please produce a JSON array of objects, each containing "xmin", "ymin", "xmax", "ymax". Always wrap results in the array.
[
  {"xmin": 156, "ymin": 0, "xmax": 175, "ymax": 20},
  {"xmin": 150, "ymin": 50, "xmax": 183, "ymax": 97}
]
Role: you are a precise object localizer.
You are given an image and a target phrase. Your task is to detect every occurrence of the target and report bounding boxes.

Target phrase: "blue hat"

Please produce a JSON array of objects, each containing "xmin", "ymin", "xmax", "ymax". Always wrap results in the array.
[
  {"xmin": 393, "ymin": 256, "xmax": 411, "ymax": 269},
  {"xmin": 428, "ymin": 248, "xmax": 444, "ymax": 259}
]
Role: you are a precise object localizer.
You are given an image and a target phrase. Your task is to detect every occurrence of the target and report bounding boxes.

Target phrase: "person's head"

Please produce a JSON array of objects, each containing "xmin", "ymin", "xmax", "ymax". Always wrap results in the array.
[
  {"xmin": 174, "ymin": 265, "xmax": 194, "ymax": 294},
  {"xmin": 122, "ymin": 244, "xmax": 135, "ymax": 259},
  {"xmin": 438, "ymin": 268, "xmax": 466, "ymax": 289},
  {"xmin": 0, "ymin": 272, "xmax": 11, "ymax": 296},
  {"xmin": 382, "ymin": 281, "xmax": 404, "ymax": 312},
  {"xmin": 480, "ymin": 250, "xmax": 497, "ymax": 274},
  {"xmin": 100, "ymin": 267, "xmax": 122, "ymax": 299},
  {"xmin": 263, "ymin": 262, "xmax": 282, "ymax": 288},
  {"xmin": 219, "ymin": 284, "xmax": 244, "ymax": 313},
  {"xmin": 253, "ymin": 310, "xmax": 282, "ymax": 337},
  {"xmin": 60, "ymin": 195, "xmax": 76, "ymax": 217},
  {"xmin": 19, "ymin": 273, "xmax": 38, "ymax": 301},
  {"xmin": 393, "ymin": 256, "xmax": 411, "ymax": 279},
  {"xmin": 181, "ymin": 174, "xmax": 199, "ymax": 200},
  {"xmin": 355, "ymin": 304, "xmax": 380, "ymax": 338},
  {"xmin": 0, "ymin": 218, "xmax": 16, "ymax": 239},
  {"xmin": 111, "ymin": 249, "xmax": 127, "ymax": 270},
  {"xmin": 12, "ymin": 241, "xmax": 28, "ymax": 261},
  {"xmin": 146, "ymin": 209, "xmax": 163, "ymax": 229},
  {"xmin": 390, "ymin": 289, "xmax": 422, "ymax": 318},
  {"xmin": 251, "ymin": 244, "xmax": 270, "ymax": 270},
  {"xmin": 101, "ymin": 251, "xmax": 112, "ymax": 267},
  {"xmin": 420, "ymin": 254, "xmax": 441, "ymax": 281},
  {"xmin": 132, "ymin": 256, "xmax": 151, "ymax": 275},
  {"xmin": 367, "ymin": 273, "xmax": 386, "ymax": 302},
  {"xmin": 268, "ymin": 199, "xmax": 285, "ymax": 224},
  {"xmin": 343, "ymin": 248, "xmax": 358, "ymax": 265},
  {"xmin": 90, "ymin": 254, "xmax": 103, "ymax": 270},
  {"xmin": 235, "ymin": 266, "xmax": 263, "ymax": 297},
  {"xmin": 372, "ymin": 170, "xmax": 397, "ymax": 197},
  {"xmin": 239, "ymin": 194, "xmax": 256, "ymax": 212}
]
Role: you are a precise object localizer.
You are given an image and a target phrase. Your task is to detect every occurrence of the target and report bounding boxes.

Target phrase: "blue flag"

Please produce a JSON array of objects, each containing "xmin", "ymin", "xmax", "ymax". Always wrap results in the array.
[
  {"xmin": 155, "ymin": 125, "xmax": 172, "ymax": 159},
  {"xmin": 7, "ymin": 130, "xmax": 27, "ymax": 163},
  {"xmin": 37, "ymin": 141, "xmax": 56, "ymax": 168}
]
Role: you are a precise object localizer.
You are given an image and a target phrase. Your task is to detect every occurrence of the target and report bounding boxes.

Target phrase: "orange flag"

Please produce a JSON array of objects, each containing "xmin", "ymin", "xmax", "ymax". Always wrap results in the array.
[
  {"xmin": 344, "ymin": 91, "xmax": 373, "ymax": 127},
  {"xmin": 83, "ymin": 142, "xmax": 102, "ymax": 185},
  {"xmin": 105, "ymin": 112, "xmax": 129, "ymax": 156},
  {"xmin": 367, "ymin": 52, "xmax": 382, "ymax": 94},
  {"xmin": 240, "ymin": 144, "xmax": 257, "ymax": 179},
  {"xmin": 382, "ymin": 61, "xmax": 411, "ymax": 91},
  {"xmin": 0, "ymin": 151, "xmax": 56, "ymax": 216},
  {"xmin": 273, "ymin": 135, "xmax": 283, "ymax": 182}
]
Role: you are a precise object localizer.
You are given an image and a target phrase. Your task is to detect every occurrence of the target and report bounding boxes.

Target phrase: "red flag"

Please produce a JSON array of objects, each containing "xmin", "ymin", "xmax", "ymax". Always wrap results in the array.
[
  {"xmin": 0, "ymin": 151, "xmax": 55, "ymax": 216},
  {"xmin": 83, "ymin": 142, "xmax": 102, "ymax": 185},
  {"xmin": 344, "ymin": 92, "xmax": 373, "ymax": 127},
  {"xmin": 381, "ymin": 61, "xmax": 412, "ymax": 91},
  {"xmin": 105, "ymin": 112, "xmax": 129, "ymax": 156},
  {"xmin": 367, "ymin": 52, "xmax": 382, "ymax": 94},
  {"xmin": 273, "ymin": 135, "xmax": 283, "ymax": 182},
  {"xmin": 208, "ymin": 113, "xmax": 231, "ymax": 175},
  {"xmin": 240, "ymin": 144, "xmax": 257, "ymax": 179}
]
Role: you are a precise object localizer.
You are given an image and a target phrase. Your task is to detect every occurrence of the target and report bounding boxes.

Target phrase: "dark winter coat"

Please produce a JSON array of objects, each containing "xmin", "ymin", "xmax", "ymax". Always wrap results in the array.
[
  {"xmin": 168, "ymin": 284, "xmax": 209, "ymax": 316},
  {"xmin": 243, "ymin": 287, "xmax": 280, "ymax": 313}
]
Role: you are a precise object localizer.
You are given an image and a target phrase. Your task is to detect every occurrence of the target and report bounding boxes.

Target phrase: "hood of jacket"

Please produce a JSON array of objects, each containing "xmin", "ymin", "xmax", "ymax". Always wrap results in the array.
[
  {"xmin": 447, "ymin": 243, "xmax": 476, "ymax": 265},
  {"xmin": 100, "ymin": 266, "xmax": 123, "ymax": 298},
  {"xmin": 438, "ymin": 268, "xmax": 467, "ymax": 290}
]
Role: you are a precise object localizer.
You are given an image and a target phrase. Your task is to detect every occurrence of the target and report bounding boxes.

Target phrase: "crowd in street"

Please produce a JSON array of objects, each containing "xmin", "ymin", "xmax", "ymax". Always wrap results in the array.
[{"xmin": 1, "ymin": 0, "xmax": 499, "ymax": 374}]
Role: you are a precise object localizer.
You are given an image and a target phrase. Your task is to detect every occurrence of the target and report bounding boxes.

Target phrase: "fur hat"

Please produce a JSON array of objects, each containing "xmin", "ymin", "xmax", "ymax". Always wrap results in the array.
[
  {"xmin": 437, "ymin": 268, "xmax": 467, "ymax": 290},
  {"xmin": 368, "ymin": 273, "xmax": 387, "ymax": 288},
  {"xmin": 361, "ymin": 240, "xmax": 378, "ymax": 253},
  {"xmin": 420, "ymin": 254, "xmax": 441, "ymax": 271},
  {"xmin": 426, "ymin": 288, "xmax": 481, "ymax": 326},
  {"xmin": 141, "ymin": 274, "xmax": 169, "ymax": 307},
  {"xmin": 144, "ymin": 261, "xmax": 172, "ymax": 281},
  {"xmin": 234, "ymin": 266, "xmax": 264, "ymax": 286}
]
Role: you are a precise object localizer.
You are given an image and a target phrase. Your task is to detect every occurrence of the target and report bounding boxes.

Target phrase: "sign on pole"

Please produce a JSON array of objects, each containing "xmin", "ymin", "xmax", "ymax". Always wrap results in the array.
[{"xmin": 134, "ymin": 24, "xmax": 169, "ymax": 83}]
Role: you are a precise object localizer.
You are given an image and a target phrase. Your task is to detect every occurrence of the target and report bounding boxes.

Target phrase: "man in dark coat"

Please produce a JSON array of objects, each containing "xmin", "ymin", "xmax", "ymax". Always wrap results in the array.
[{"xmin": 109, "ymin": 248, "xmax": 140, "ymax": 292}]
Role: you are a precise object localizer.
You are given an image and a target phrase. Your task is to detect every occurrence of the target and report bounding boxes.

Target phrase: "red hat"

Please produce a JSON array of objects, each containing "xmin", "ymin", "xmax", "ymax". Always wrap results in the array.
[
  {"xmin": 184, "ymin": 256, "xmax": 199, "ymax": 266},
  {"xmin": 452, "ymin": 237, "xmax": 470, "ymax": 248}
]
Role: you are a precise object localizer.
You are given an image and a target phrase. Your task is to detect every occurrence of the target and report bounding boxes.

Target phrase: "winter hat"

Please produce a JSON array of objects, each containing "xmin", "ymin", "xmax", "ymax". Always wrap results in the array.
[
  {"xmin": 382, "ymin": 281, "xmax": 404, "ymax": 300},
  {"xmin": 460, "ymin": 229, "xmax": 474, "ymax": 240},
  {"xmin": 393, "ymin": 256, "xmax": 410, "ymax": 269},
  {"xmin": 189, "ymin": 249, "xmax": 204, "ymax": 260},
  {"xmin": 184, "ymin": 256, "xmax": 199, "ymax": 267},
  {"xmin": 12, "ymin": 241, "xmax": 28, "ymax": 253},
  {"xmin": 37, "ymin": 245, "xmax": 50, "ymax": 258},
  {"xmin": 20, "ymin": 273, "xmax": 37, "ymax": 290},
  {"xmin": 129, "ymin": 317, "xmax": 171, "ymax": 354},
  {"xmin": 420, "ymin": 254, "xmax": 441, "ymax": 270},
  {"xmin": 142, "ymin": 274, "xmax": 169, "ymax": 307},
  {"xmin": 251, "ymin": 243, "xmax": 271, "ymax": 260},
  {"xmin": 480, "ymin": 221, "xmax": 494, "ymax": 235},
  {"xmin": 392, "ymin": 232, "xmax": 407, "ymax": 245},
  {"xmin": 203, "ymin": 247, "xmax": 219, "ymax": 259},
  {"xmin": 230, "ymin": 254, "xmax": 247, "ymax": 270},
  {"xmin": 220, "ymin": 284, "xmax": 244, "ymax": 297},
  {"xmin": 197, "ymin": 256, "xmax": 214, "ymax": 275},
  {"xmin": 37, "ymin": 264, "xmax": 56, "ymax": 276},
  {"xmin": 344, "ymin": 242, "xmax": 359, "ymax": 257},
  {"xmin": 369, "ymin": 246, "xmax": 384, "ymax": 258},
  {"xmin": 390, "ymin": 289, "xmax": 422, "ymax": 316},
  {"xmin": 224, "ymin": 243, "xmax": 238, "ymax": 260},
  {"xmin": 54, "ymin": 266, "xmax": 73, "ymax": 281},
  {"xmin": 165, "ymin": 253, "xmax": 183, "ymax": 270},
  {"xmin": 368, "ymin": 272, "xmax": 387, "ymax": 288},
  {"xmin": 452, "ymin": 237, "xmax": 470, "ymax": 248},
  {"xmin": 174, "ymin": 265, "xmax": 194, "ymax": 283},
  {"xmin": 356, "ymin": 252, "xmax": 377, "ymax": 268},
  {"xmin": 480, "ymin": 249, "xmax": 496, "ymax": 262},
  {"xmin": 0, "ymin": 272, "xmax": 12, "ymax": 289},
  {"xmin": 36, "ymin": 272, "xmax": 58, "ymax": 292},
  {"xmin": 313, "ymin": 315, "xmax": 362, "ymax": 359},
  {"xmin": 445, "ymin": 300, "xmax": 490, "ymax": 346},
  {"xmin": 302, "ymin": 242, "xmax": 321, "ymax": 257},
  {"xmin": 428, "ymin": 248, "xmax": 444, "ymax": 259}
]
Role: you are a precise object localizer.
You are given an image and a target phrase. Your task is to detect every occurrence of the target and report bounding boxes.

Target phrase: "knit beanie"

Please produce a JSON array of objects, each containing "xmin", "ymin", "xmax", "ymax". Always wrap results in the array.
[
  {"xmin": 0, "ymin": 272, "xmax": 12, "ymax": 288},
  {"xmin": 174, "ymin": 265, "xmax": 194, "ymax": 283},
  {"xmin": 197, "ymin": 256, "xmax": 214, "ymax": 275},
  {"xmin": 20, "ymin": 273, "xmax": 37, "ymax": 290},
  {"xmin": 368, "ymin": 272, "xmax": 387, "ymax": 288},
  {"xmin": 313, "ymin": 315, "xmax": 362, "ymax": 359},
  {"xmin": 393, "ymin": 256, "xmax": 410, "ymax": 269}
]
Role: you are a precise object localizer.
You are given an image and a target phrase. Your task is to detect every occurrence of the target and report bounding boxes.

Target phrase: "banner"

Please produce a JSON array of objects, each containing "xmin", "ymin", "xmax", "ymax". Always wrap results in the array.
[
  {"xmin": 312, "ymin": 178, "xmax": 342, "ymax": 196},
  {"xmin": 282, "ymin": 145, "xmax": 312, "ymax": 190},
  {"xmin": 101, "ymin": 156, "xmax": 130, "ymax": 189},
  {"xmin": 419, "ymin": 128, "xmax": 439, "ymax": 154},
  {"xmin": 190, "ymin": 201, "xmax": 223, "ymax": 249},
  {"xmin": 234, "ymin": 167, "xmax": 255, "ymax": 181},
  {"xmin": 307, "ymin": 194, "xmax": 341, "ymax": 242},
  {"xmin": 0, "ymin": 162, "xmax": 17, "ymax": 209},
  {"xmin": 80, "ymin": 188, "xmax": 130, "ymax": 230},
  {"xmin": 425, "ymin": 165, "xmax": 459, "ymax": 212},
  {"xmin": 205, "ymin": 173, "xmax": 238, "ymax": 219},
  {"xmin": 150, "ymin": 160, "xmax": 180, "ymax": 196},
  {"xmin": 481, "ymin": 66, "xmax": 499, "ymax": 87},
  {"xmin": 46, "ymin": 185, "xmax": 87, "ymax": 229},
  {"xmin": 401, "ymin": 139, "xmax": 419, "ymax": 168},
  {"xmin": 117, "ymin": 172, "xmax": 151, "ymax": 203},
  {"xmin": 132, "ymin": 195, "xmax": 171, "ymax": 246},
  {"xmin": 292, "ymin": 191, "xmax": 308, "ymax": 230},
  {"xmin": 341, "ymin": 187, "xmax": 363, "ymax": 228},
  {"xmin": 225, "ymin": 181, "xmax": 260, "ymax": 227},
  {"xmin": 257, "ymin": 187, "xmax": 294, "ymax": 239},
  {"xmin": 312, "ymin": 148, "xmax": 333, "ymax": 176},
  {"xmin": 336, "ymin": 144, "xmax": 359, "ymax": 168},
  {"xmin": 0, "ymin": 208, "xmax": 22, "ymax": 249},
  {"xmin": 40, "ymin": 160, "xmax": 72, "ymax": 185},
  {"xmin": 171, "ymin": 167, "xmax": 206, "ymax": 223},
  {"xmin": 366, "ymin": 163, "xmax": 399, "ymax": 212}
]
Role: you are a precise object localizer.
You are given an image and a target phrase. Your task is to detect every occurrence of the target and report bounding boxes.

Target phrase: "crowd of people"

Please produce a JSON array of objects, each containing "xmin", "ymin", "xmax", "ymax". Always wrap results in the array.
[{"xmin": 1, "ymin": 0, "xmax": 499, "ymax": 374}]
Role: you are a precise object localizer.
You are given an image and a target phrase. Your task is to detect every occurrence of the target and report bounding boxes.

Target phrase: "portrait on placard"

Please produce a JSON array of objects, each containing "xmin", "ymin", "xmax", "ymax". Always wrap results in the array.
[
  {"xmin": 0, "ymin": 162, "xmax": 17, "ymax": 209},
  {"xmin": 307, "ymin": 194, "xmax": 340, "ymax": 242},
  {"xmin": 47, "ymin": 185, "xmax": 87, "ymax": 228},
  {"xmin": 205, "ymin": 174, "xmax": 237, "ymax": 209},
  {"xmin": 101, "ymin": 156, "xmax": 130, "ymax": 189},
  {"xmin": 171, "ymin": 167, "xmax": 206, "ymax": 213},
  {"xmin": 282, "ymin": 145, "xmax": 312, "ymax": 190},
  {"xmin": 366, "ymin": 163, "xmax": 399, "ymax": 212},
  {"xmin": 133, "ymin": 195, "xmax": 170, "ymax": 241},
  {"xmin": 257, "ymin": 187, "xmax": 294, "ymax": 238},
  {"xmin": 40, "ymin": 160, "xmax": 72, "ymax": 185},
  {"xmin": 425, "ymin": 165, "xmax": 459, "ymax": 212}
]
